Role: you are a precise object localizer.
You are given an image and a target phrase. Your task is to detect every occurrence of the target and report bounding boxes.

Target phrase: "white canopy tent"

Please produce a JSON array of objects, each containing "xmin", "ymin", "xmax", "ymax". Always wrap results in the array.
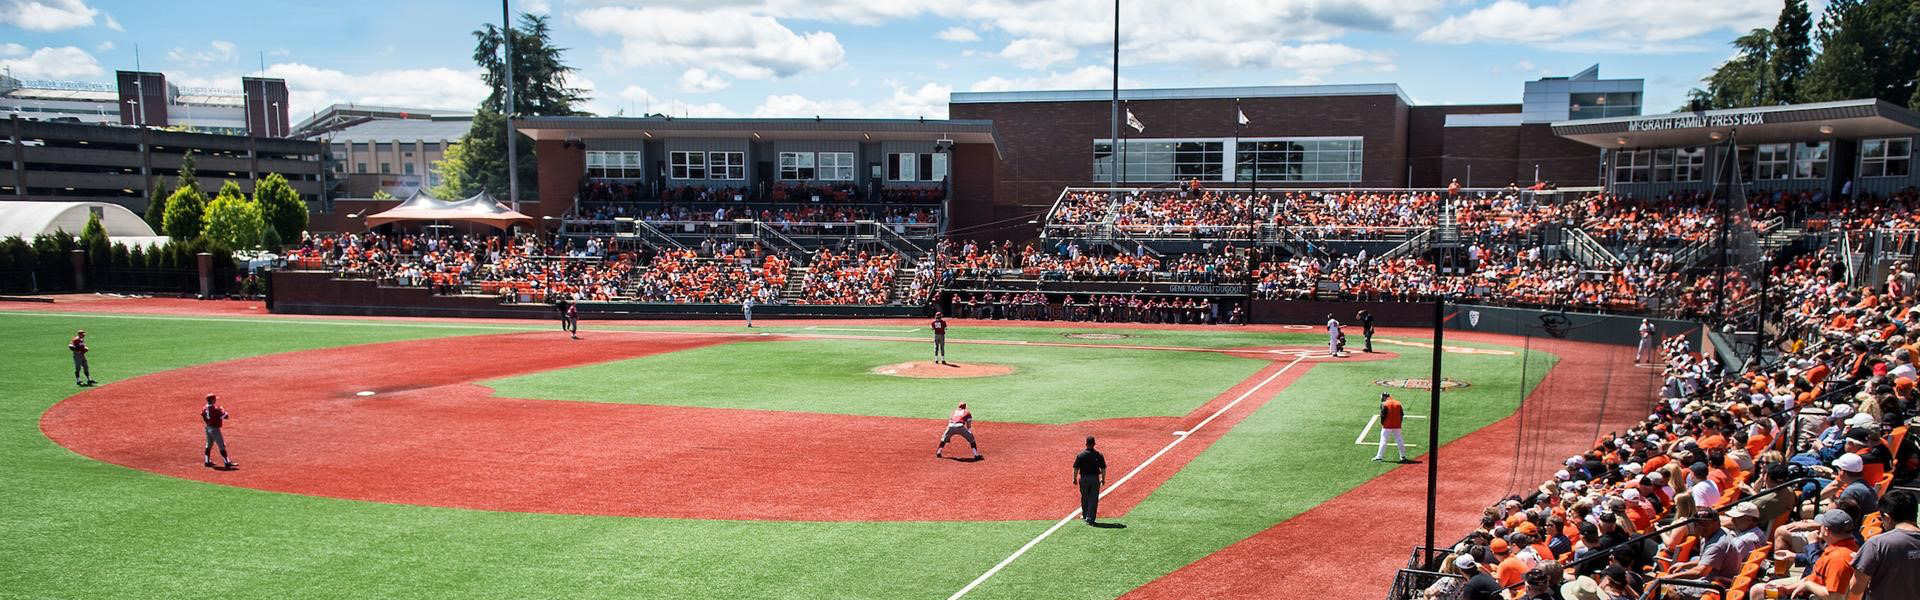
[
  {"xmin": 364, "ymin": 190, "xmax": 534, "ymax": 230},
  {"xmin": 0, "ymin": 201, "xmax": 169, "ymax": 247}
]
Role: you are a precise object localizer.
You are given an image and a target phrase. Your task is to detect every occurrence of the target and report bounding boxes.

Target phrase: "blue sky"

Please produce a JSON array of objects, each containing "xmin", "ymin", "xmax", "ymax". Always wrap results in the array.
[{"xmin": 2, "ymin": 0, "xmax": 1805, "ymax": 122}]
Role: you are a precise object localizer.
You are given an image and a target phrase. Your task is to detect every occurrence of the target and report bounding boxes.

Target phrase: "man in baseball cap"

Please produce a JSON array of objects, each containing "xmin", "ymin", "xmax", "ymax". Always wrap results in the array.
[
  {"xmin": 1666, "ymin": 507, "xmax": 1740, "ymax": 596},
  {"xmin": 1832, "ymin": 453, "xmax": 1878, "ymax": 516},
  {"xmin": 1752, "ymin": 509, "xmax": 1859, "ymax": 599}
]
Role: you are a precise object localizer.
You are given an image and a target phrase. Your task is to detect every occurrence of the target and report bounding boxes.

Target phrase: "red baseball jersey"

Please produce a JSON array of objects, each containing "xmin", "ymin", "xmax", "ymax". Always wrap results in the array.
[
  {"xmin": 69, "ymin": 337, "xmax": 87, "ymax": 354},
  {"xmin": 201, "ymin": 405, "xmax": 229, "ymax": 428},
  {"xmin": 949, "ymin": 407, "xmax": 970, "ymax": 425},
  {"xmin": 931, "ymin": 318, "xmax": 947, "ymax": 334}
]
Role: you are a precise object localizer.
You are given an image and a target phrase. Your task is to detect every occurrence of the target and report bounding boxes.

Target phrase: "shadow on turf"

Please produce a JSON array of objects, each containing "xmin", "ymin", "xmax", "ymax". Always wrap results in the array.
[
  {"xmin": 939, "ymin": 455, "xmax": 985, "ymax": 463},
  {"xmin": 1089, "ymin": 521, "xmax": 1126, "ymax": 529}
]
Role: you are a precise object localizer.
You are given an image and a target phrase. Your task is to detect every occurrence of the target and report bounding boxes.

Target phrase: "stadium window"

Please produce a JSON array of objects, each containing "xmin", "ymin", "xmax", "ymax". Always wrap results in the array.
[
  {"xmin": 819, "ymin": 152, "xmax": 854, "ymax": 181},
  {"xmin": 891, "ymin": 153, "xmax": 918, "ymax": 181},
  {"xmin": 1793, "ymin": 141, "xmax": 1828, "ymax": 179},
  {"xmin": 380, "ymin": 162, "xmax": 391, "ymax": 174},
  {"xmin": 1861, "ymin": 138, "xmax": 1911, "ymax": 178},
  {"xmin": 1754, "ymin": 144, "xmax": 1792, "ymax": 180},
  {"xmin": 778, "ymin": 152, "xmax": 816, "ymax": 180},
  {"xmin": 708, "ymin": 151, "xmax": 744, "ymax": 180},
  {"xmin": 670, "ymin": 150, "xmax": 706, "ymax": 179},
  {"xmin": 1652, "ymin": 149, "xmax": 1676, "ymax": 183},
  {"xmin": 1674, "ymin": 147, "xmax": 1706, "ymax": 182},
  {"xmin": 403, "ymin": 162, "xmax": 415, "ymax": 175},
  {"xmin": 1613, "ymin": 150, "xmax": 1649, "ymax": 183},
  {"xmin": 931, "ymin": 152, "xmax": 949, "ymax": 182},
  {"xmin": 356, "ymin": 163, "xmax": 367, "ymax": 173}
]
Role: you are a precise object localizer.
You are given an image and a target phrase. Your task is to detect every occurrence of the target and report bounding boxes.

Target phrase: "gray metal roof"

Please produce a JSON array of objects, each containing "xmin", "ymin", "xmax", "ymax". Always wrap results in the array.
[
  {"xmin": 950, "ymin": 83, "xmax": 1412, "ymax": 105},
  {"xmin": 322, "ymin": 117, "xmax": 474, "ymax": 143},
  {"xmin": 1553, "ymin": 99, "xmax": 1920, "ymax": 148},
  {"xmin": 514, "ymin": 116, "xmax": 997, "ymax": 143}
]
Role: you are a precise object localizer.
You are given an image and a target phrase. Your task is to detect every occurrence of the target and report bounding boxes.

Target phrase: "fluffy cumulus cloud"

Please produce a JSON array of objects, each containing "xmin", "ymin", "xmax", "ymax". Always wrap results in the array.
[
  {"xmin": 678, "ymin": 68, "xmax": 731, "ymax": 93},
  {"xmin": 168, "ymin": 63, "xmax": 491, "ymax": 119},
  {"xmin": 1417, "ymin": 0, "xmax": 1779, "ymax": 52},
  {"xmin": 572, "ymin": 6, "xmax": 845, "ymax": 80},
  {"xmin": 0, "ymin": 0, "xmax": 104, "ymax": 31},
  {"xmin": 935, "ymin": 26, "xmax": 980, "ymax": 42},
  {"xmin": 998, "ymin": 38, "xmax": 1076, "ymax": 69},
  {"xmin": 0, "ymin": 45, "xmax": 104, "ymax": 79},
  {"xmin": 752, "ymin": 82, "xmax": 953, "ymax": 119},
  {"xmin": 968, "ymin": 65, "xmax": 1139, "ymax": 92}
]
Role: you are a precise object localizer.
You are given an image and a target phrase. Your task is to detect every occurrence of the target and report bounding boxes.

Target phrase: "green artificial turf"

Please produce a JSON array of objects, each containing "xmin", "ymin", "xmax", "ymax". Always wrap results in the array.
[
  {"xmin": 483, "ymin": 339, "xmax": 1273, "ymax": 424},
  {"xmin": 0, "ymin": 310, "xmax": 1554, "ymax": 600}
]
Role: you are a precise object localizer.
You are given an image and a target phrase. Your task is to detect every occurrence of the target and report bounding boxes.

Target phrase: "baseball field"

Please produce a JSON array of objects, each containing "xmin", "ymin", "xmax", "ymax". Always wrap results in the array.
[{"xmin": 0, "ymin": 298, "xmax": 1658, "ymax": 599}]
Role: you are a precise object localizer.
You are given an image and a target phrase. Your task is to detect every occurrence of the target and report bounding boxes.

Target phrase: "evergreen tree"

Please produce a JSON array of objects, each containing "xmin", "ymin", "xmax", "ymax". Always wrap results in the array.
[
  {"xmin": 201, "ymin": 181, "xmax": 268, "ymax": 250},
  {"xmin": 162, "ymin": 185, "xmax": 208, "ymax": 241},
  {"xmin": 435, "ymin": 13, "xmax": 590, "ymax": 200},
  {"xmin": 1688, "ymin": 29, "xmax": 1773, "ymax": 109},
  {"xmin": 1769, "ymin": 0, "xmax": 1813, "ymax": 104},
  {"xmin": 253, "ymin": 173, "xmax": 306, "ymax": 249},
  {"xmin": 79, "ymin": 213, "xmax": 109, "ymax": 269},
  {"xmin": 1806, "ymin": 0, "xmax": 1875, "ymax": 101},
  {"xmin": 142, "ymin": 174, "xmax": 171, "ymax": 233}
]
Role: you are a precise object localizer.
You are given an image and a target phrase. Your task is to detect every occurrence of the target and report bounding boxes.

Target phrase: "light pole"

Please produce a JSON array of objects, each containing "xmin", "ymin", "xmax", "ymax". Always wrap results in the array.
[{"xmin": 270, "ymin": 102, "xmax": 280, "ymax": 138}]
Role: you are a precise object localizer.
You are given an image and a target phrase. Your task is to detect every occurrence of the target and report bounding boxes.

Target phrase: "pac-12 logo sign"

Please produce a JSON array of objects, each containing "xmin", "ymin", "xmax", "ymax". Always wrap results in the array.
[{"xmin": 1468, "ymin": 310, "xmax": 1481, "ymax": 328}]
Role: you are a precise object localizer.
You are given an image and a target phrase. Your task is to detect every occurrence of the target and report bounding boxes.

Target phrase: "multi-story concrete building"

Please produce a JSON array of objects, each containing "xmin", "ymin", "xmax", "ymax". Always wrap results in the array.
[
  {"xmin": 1, "ymin": 115, "xmax": 325, "ymax": 212},
  {"xmin": 1, "ymin": 71, "xmax": 289, "ymax": 137},
  {"xmin": 290, "ymin": 104, "xmax": 473, "ymax": 199}
]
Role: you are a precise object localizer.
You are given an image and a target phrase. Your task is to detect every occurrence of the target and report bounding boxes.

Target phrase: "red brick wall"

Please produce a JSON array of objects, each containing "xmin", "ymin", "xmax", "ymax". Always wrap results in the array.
[{"xmin": 1408, "ymin": 104, "xmax": 1519, "ymax": 188}]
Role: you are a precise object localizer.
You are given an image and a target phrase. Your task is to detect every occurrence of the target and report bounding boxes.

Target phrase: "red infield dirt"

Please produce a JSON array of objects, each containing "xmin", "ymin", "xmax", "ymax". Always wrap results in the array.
[
  {"xmin": 41, "ymin": 330, "xmax": 1324, "ymax": 521},
  {"xmin": 1122, "ymin": 336, "xmax": 1659, "ymax": 600}
]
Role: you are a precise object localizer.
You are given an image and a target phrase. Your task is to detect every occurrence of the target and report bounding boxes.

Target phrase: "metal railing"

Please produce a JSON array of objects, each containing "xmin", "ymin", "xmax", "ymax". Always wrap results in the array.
[
  {"xmin": 1379, "ymin": 228, "xmax": 1435, "ymax": 261},
  {"xmin": 1565, "ymin": 227, "xmax": 1622, "ymax": 267}
]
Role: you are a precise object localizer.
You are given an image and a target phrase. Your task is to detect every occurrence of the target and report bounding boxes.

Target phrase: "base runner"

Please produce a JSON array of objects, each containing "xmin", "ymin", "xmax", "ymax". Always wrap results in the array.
[
  {"xmin": 1373, "ymin": 393, "xmax": 1406, "ymax": 462},
  {"xmin": 201, "ymin": 394, "xmax": 236, "ymax": 468},
  {"xmin": 931, "ymin": 311, "xmax": 948, "ymax": 365},
  {"xmin": 935, "ymin": 401, "xmax": 981, "ymax": 459}
]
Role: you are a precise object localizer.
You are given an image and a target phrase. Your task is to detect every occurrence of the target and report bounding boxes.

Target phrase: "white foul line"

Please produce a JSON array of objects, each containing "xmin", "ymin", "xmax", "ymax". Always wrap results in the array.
[{"xmin": 946, "ymin": 354, "xmax": 1309, "ymax": 600}]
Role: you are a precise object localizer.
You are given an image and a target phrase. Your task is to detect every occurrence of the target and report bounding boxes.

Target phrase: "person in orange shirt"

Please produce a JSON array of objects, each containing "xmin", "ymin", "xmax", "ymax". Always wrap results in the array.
[
  {"xmin": 1374, "ymin": 393, "xmax": 1407, "ymax": 462},
  {"xmin": 1750, "ymin": 509, "xmax": 1857, "ymax": 599},
  {"xmin": 1494, "ymin": 534, "xmax": 1531, "ymax": 590}
]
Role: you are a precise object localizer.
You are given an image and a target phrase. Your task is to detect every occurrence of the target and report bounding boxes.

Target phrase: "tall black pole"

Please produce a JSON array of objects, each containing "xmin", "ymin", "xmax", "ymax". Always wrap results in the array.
[
  {"xmin": 1108, "ymin": 0, "xmax": 1118, "ymax": 206},
  {"xmin": 1425, "ymin": 294, "xmax": 1444, "ymax": 555},
  {"xmin": 502, "ymin": 0, "xmax": 520, "ymax": 212}
]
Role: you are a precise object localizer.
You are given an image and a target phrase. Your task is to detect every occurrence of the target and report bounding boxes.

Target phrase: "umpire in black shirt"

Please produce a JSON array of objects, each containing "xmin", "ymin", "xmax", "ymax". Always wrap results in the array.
[
  {"xmin": 1357, "ymin": 310, "xmax": 1376, "ymax": 353},
  {"xmin": 1074, "ymin": 435, "xmax": 1107, "ymax": 525}
]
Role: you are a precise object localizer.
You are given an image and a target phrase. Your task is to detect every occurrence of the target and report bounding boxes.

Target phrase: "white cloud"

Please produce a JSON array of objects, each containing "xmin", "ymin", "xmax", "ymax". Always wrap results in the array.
[
  {"xmin": 0, "ymin": 45, "xmax": 103, "ymax": 79},
  {"xmin": 168, "ymin": 40, "xmax": 237, "ymax": 68},
  {"xmin": 0, "ymin": 0, "xmax": 102, "ymax": 31},
  {"xmin": 573, "ymin": 6, "xmax": 845, "ymax": 79},
  {"xmin": 998, "ymin": 38, "xmax": 1075, "ymax": 69},
  {"xmin": 969, "ymin": 64, "xmax": 1141, "ymax": 92},
  {"xmin": 678, "ymin": 68, "xmax": 731, "ymax": 93},
  {"xmin": 1417, "ymin": 0, "xmax": 1777, "ymax": 52},
  {"xmin": 174, "ymin": 63, "xmax": 492, "ymax": 120},
  {"xmin": 752, "ymin": 82, "xmax": 952, "ymax": 119},
  {"xmin": 583, "ymin": 84, "xmax": 739, "ymax": 117},
  {"xmin": 93, "ymin": 40, "xmax": 112, "ymax": 52},
  {"xmin": 1, "ymin": 43, "xmax": 26, "ymax": 57},
  {"xmin": 935, "ymin": 26, "xmax": 980, "ymax": 42},
  {"xmin": 523, "ymin": 0, "xmax": 551, "ymax": 14},
  {"xmin": 100, "ymin": 11, "xmax": 119, "ymax": 30}
]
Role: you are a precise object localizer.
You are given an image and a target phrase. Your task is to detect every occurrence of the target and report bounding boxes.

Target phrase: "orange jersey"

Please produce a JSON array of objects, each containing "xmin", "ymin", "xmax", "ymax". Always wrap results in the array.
[{"xmin": 1381, "ymin": 399, "xmax": 1404, "ymax": 429}]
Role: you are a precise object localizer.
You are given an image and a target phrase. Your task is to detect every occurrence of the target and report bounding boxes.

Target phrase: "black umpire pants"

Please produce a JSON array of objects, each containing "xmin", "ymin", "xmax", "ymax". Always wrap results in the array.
[{"xmin": 1078, "ymin": 478, "xmax": 1101, "ymax": 522}]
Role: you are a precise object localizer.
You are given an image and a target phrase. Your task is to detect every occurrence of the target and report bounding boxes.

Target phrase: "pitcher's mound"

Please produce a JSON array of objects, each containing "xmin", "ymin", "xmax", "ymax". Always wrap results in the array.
[{"xmin": 870, "ymin": 361, "xmax": 1017, "ymax": 379}]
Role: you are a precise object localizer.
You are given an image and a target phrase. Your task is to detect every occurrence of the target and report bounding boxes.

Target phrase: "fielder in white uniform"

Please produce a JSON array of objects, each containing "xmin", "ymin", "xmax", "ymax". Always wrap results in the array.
[
  {"xmin": 742, "ymin": 296, "xmax": 754, "ymax": 328},
  {"xmin": 1635, "ymin": 319, "xmax": 1656, "ymax": 363},
  {"xmin": 1327, "ymin": 314, "xmax": 1344, "ymax": 357}
]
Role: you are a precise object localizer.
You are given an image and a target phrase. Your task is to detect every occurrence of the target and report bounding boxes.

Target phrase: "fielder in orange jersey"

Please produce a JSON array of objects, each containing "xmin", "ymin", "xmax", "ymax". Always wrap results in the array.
[
  {"xmin": 1373, "ymin": 393, "xmax": 1407, "ymax": 462},
  {"xmin": 935, "ymin": 401, "xmax": 981, "ymax": 459}
]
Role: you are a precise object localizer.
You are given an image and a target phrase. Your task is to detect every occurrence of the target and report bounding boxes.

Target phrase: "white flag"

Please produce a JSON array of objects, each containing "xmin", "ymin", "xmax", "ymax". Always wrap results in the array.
[
  {"xmin": 1126, "ymin": 109, "xmax": 1144, "ymax": 133},
  {"xmin": 1237, "ymin": 108, "xmax": 1249, "ymax": 126}
]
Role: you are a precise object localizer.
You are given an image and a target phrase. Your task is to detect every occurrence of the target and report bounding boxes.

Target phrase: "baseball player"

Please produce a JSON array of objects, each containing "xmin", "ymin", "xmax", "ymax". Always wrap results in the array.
[
  {"xmin": 1326, "ymin": 314, "xmax": 1344, "ymax": 357},
  {"xmin": 69, "ymin": 329, "xmax": 95, "ymax": 386},
  {"xmin": 201, "ymin": 394, "xmax": 235, "ymax": 468},
  {"xmin": 565, "ymin": 300, "xmax": 580, "ymax": 339},
  {"xmin": 931, "ymin": 311, "xmax": 949, "ymax": 365},
  {"xmin": 742, "ymin": 295, "xmax": 755, "ymax": 328},
  {"xmin": 1635, "ymin": 319, "xmax": 1656, "ymax": 364},
  {"xmin": 1373, "ymin": 393, "xmax": 1407, "ymax": 462},
  {"xmin": 935, "ymin": 401, "xmax": 981, "ymax": 459}
]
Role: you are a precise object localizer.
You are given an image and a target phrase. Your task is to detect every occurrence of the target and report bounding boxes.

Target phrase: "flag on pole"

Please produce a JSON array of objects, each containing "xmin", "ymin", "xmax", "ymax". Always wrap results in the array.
[
  {"xmin": 1126, "ymin": 109, "xmax": 1144, "ymax": 133},
  {"xmin": 1237, "ymin": 108, "xmax": 1249, "ymax": 126}
]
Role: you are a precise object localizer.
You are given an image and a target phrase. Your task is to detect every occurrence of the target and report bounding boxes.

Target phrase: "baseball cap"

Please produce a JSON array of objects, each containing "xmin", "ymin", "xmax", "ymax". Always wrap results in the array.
[
  {"xmin": 1692, "ymin": 507, "xmax": 1719, "ymax": 522},
  {"xmin": 1846, "ymin": 413, "xmax": 1877, "ymax": 428},
  {"xmin": 1815, "ymin": 509, "xmax": 1857, "ymax": 533},
  {"xmin": 1832, "ymin": 453, "xmax": 1865, "ymax": 473},
  {"xmin": 1725, "ymin": 502, "xmax": 1759, "ymax": 520},
  {"xmin": 1555, "ymin": 469, "xmax": 1571, "ymax": 481},
  {"xmin": 1490, "ymin": 538, "xmax": 1510, "ymax": 554},
  {"xmin": 1846, "ymin": 428, "xmax": 1876, "ymax": 445},
  {"xmin": 1566, "ymin": 455, "xmax": 1585, "ymax": 467},
  {"xmin": 957, "ymin": 402, "xmax": 967, "ymax": 409},
  {"xmin": 204, "ymin": 394, "xmax": 216, "ymax": 401},
  {"xmin": 1455, "ymin": 553, "xmax": 1478, "ymax": 570},
  {"xmin": 1647, "ymin": 471, "xmax": 1666, "ymax": 484},
  {"xmin": 1516, "ymin": 522, "xmax": 1539, "ymax": 536}
]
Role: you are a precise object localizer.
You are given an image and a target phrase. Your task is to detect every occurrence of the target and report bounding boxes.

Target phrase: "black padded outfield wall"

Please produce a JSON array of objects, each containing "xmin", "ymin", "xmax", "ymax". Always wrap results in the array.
[{"xmin": 1250, "ymin": 299, "xmax": 1703, "ymax": 349}]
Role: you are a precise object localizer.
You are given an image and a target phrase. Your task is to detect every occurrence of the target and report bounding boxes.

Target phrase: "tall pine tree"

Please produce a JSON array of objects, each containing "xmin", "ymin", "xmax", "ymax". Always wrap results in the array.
[
  {"xmin": 1684, "ymin": 29, "xmax": 1773, "ymax": 110},
  {"xmin": 1769, "ymin": 0, "xmax": 1813, "ymax": 104},
  {"xmin": 434, "ymin": 13, "xmax": 590, "ymax": 200}
]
